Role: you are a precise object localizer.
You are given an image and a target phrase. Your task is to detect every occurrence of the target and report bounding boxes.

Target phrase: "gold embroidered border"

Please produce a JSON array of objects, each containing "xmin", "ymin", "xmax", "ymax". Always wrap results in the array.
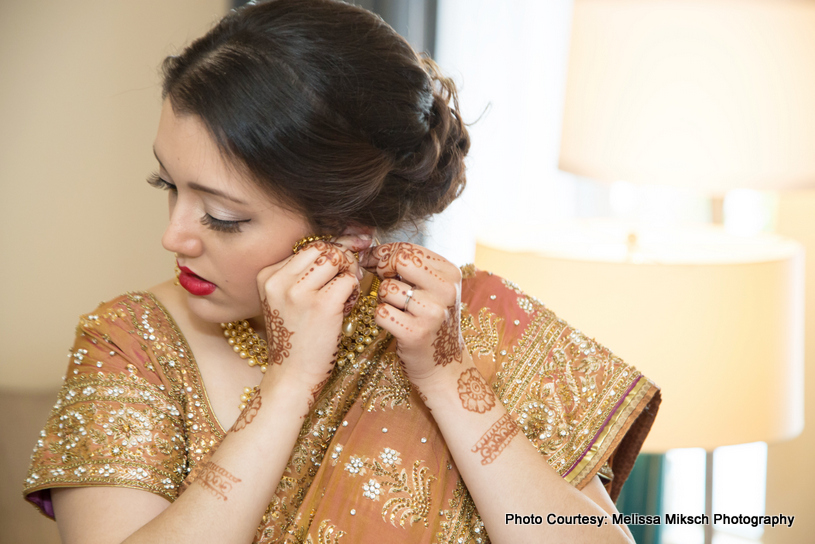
[{"xmin": 563, "ymin": 377, "xmax": 652, "ymax": 486}]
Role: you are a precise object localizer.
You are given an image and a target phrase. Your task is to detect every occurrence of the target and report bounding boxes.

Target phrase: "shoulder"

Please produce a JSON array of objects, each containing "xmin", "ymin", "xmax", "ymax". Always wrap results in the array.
[
  {"xmin": 67, "ymin": 291, "xmax": 189, "ymax": 387},
  {"xmin": 23, "ymin": 291, "xmax": 193, "ymax": 516}
]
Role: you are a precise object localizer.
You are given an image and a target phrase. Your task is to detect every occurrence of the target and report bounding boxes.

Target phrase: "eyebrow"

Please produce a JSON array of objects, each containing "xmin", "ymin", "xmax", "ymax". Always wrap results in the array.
[{"xmin": 153, "ymin": 148, "xmax": 248, "ymax": 206}]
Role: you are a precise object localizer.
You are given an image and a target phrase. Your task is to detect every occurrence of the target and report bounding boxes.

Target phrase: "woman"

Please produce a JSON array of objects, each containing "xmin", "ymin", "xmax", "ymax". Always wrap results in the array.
[{"xmin": 23, "ymin": 1, "xmax": 660, "ymax": 542}]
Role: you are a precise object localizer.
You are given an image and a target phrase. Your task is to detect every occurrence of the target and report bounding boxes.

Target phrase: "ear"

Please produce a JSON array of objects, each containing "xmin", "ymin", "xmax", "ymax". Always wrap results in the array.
[{"xmin": 340, "ymin": 224, "xmax": 374, "ymax": 239}]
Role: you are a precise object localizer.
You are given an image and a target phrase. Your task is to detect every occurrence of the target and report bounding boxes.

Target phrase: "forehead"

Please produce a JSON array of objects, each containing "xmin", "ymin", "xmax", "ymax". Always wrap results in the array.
[{"xmin": 153, "ymin": 100, "xmax": 271, "ymax": 206}]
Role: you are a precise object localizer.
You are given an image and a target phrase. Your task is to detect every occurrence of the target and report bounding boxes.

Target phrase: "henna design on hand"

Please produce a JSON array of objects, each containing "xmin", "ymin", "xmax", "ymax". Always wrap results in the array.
[
  {"xmin": 432, "ymin": 304, "xmax": 464, "ymax": 366},
  {"xmin": 263, "ymin": 298, "xmax": 294, "ymax": 364},
  {"xmin": 371, "ymin": 242, "xmax": 425, "ymax": 278},
  {"xmin": 376, "ymin": 304, "xmax": 413, "ymax": 332},
  {"xmin": 198, "ymin": 461, "xmax": 241, "ymax": 501},
  {"xmin": 472, "ymin": 413, "xmax": 520, "ymax": 465},
  {"xmin": 311, "ymin": 241, "xmax": 351, "ymax": 274},
  {"xmin": 230, "ymin": 391, "xmax": 262, "ymax": 432},
  {"xmin": 457, "ymin": 368, "xmax": 496, "ymax": 413}
]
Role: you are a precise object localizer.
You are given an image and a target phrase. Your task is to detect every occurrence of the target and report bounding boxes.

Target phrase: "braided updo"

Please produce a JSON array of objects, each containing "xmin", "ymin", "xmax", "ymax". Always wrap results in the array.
[{"xmin": 161, "ymin": 0, "xmax": 469, "ymax": 234}]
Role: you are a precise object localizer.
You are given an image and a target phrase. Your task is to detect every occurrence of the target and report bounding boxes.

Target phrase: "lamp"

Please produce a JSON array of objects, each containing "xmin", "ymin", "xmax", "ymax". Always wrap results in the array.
[
  {"xmin": 558, "ymin": 0, "xmax": 815, "ymax": 194},
  {"xmin": 476, "ymin": 222, "xmax": 804, "ymax": 542},
  {"xmin": 477, "ymin": 224, "xmax": 805, "ymax": 452},
  {"xmin": 550, "ymin": 3, "xmax": 814, "ymax": 541}
]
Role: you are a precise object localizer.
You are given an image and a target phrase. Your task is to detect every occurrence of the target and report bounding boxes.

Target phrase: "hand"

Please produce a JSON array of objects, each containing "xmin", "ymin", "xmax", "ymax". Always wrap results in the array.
[
  {"xmin": 361, "ymin": 242, "xmax": 467, "ymax": 384},
  {"xmin": 256, "ymin": 235, "xmax": 372, "ymax": 394}
]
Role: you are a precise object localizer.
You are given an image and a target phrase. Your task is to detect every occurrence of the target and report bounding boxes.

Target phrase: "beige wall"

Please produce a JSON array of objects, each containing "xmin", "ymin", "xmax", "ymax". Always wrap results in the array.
[
  {"xmin": 0, "ymin": 0, "xmax": 229, "ymax": 390},
  {"xmin": 765, "ymin": 190, "xmax": 815, "ymax": 543}
]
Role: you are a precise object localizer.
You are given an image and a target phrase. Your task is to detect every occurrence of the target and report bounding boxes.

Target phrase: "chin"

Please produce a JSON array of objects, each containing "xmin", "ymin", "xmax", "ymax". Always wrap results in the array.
[{"xmin": 183, "ymin": 291, "xmax": 261, "ymax": 325}]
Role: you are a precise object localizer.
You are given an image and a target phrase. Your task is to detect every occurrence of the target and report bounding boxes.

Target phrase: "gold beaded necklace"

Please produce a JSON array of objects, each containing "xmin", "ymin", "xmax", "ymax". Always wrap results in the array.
[{"xmin": 221, "ymin": 275, "xmax": 381, "ymax": 409}]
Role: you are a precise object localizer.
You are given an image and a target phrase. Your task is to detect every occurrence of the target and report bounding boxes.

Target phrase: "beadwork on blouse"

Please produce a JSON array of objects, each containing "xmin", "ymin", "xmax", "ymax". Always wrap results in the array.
[{"xmin": 23, "ymin": 267, "xmax": 660, "ymax": 543}]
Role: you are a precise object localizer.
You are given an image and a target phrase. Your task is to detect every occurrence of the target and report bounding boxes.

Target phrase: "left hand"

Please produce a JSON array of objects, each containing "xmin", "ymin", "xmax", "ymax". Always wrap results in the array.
[{"xmin": 361, "ymin": 242, "xmax": 467, "ymax": 384}]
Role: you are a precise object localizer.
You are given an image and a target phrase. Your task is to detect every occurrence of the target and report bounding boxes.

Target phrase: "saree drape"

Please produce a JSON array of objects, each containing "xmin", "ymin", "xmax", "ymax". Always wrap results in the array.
[{"xmin": 23, "ymin": 265, "xmax": 660, "ymax": 543}]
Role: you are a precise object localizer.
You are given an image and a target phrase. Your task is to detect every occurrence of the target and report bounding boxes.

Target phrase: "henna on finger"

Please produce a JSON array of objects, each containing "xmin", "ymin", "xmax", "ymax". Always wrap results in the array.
[
  {"xmin": 371, "ymin": 242, "xmax": 425, "ymax": 278},
  {"xmin": 311, "ymin": 240, "xmax": 353, "ymax": 274},
  {"xmin": 376, "ymin": 304, "xmax": 414, "ymax": 332},
  {"xmin": 431, "ymin": 304, "xmax": 464, "ymax": 366},
  {"xmin": 263, "ymin": 298, "xmax": 294, "ymax": 364},
  {"xmin": 378, "ymin": 279, "xmax": 427, "ymax": 312},
  {"xmin": 472, "ymin": 413, "xmax": 520, "ymax": 465},
  {"xmin": 457, "ymin": 368, "xmax": 496, "ymax": 413}
]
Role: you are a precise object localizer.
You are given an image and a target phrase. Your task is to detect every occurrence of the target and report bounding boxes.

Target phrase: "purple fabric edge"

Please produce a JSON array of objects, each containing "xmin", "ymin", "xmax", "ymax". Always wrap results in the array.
[
  {"xmin": 26, "ymin": 489, "xmax": 55, "ymax": 519},
  {"xmin": 563, "ymin": 375, "xmax": 642, "ymax": 478}
]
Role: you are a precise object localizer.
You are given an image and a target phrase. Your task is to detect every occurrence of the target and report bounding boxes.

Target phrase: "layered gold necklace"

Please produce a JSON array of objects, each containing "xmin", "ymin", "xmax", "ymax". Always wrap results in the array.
[{"xmin": 221, "ymin": 275, "xmax": 381, "ymax": 409}]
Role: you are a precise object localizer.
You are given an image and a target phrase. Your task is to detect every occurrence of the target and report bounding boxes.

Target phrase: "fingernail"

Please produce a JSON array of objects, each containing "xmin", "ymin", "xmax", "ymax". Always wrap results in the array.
[{"xmin": 357, "ymin": 233, "xmax": 372, "ymax": 240}]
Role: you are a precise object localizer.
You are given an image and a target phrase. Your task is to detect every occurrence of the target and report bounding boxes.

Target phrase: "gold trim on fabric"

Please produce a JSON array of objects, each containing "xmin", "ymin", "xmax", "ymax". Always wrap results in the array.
[{"xmin": 563, "ymin": 378, "xmax": 651, "ymax": 486}]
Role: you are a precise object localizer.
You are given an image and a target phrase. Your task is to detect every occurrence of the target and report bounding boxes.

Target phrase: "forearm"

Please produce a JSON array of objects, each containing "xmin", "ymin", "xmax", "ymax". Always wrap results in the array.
[
  {"xmin": 121, "ymin": 371, "xmax": 309, "ymax": 544},
  {"xmin": 415, "ymin": 360, "xmax": 634, "ymax": 544}
]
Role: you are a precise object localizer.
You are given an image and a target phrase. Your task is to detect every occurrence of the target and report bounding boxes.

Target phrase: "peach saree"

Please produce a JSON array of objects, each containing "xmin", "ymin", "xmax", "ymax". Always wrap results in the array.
[{"xmin": 24, "ymin": 265, "xmax": 660, "ymax": 543}]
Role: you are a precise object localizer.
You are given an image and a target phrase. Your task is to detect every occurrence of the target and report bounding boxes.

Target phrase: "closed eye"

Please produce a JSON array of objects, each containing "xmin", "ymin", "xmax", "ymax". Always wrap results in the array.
[
  {"xmin": 201, "ymin": 214, "xmax": 249, "ymax": 233},
  {"xmin": 146, "ymin": 172, "xmax": 176, "ymax": 191},
  {"xmin": 147, "ymin": 172, "xmax": 249, "ymax": 233}
]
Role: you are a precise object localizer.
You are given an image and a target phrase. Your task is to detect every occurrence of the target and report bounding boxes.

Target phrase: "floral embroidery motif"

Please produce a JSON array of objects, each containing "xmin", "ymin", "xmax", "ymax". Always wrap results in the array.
[
  {"xmin": 362, "ymin": 479, "xmax": 382, "ymax": 500},
  {"xmin": 343, "ymin": 448, "xmax": 436, "ymax": 528},
  {"xmin": 461, "ymin": 307, "xmax": 502, "ymax": 356},
  {"xmin": 360, "ymin": 352, "xmax": 412, "ymax": 412}
]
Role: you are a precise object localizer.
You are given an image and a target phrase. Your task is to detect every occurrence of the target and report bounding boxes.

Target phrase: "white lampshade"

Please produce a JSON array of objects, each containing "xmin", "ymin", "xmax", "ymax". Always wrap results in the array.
[
  {"xmin": 476, "ymin": 221, "xmax": 805, "ymax": 452},
  {"xmin": 559, "ymin": 0, "xmax": 815, "ymax": 192}
]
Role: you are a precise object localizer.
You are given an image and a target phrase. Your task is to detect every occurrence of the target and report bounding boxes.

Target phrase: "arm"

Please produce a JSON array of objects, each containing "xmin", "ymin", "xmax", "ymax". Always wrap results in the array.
[
  {"xmin": 413, "ymin": 354, "xmax": 635, "ymax": 543},
  {"xmin": 53, "ymin": 373, "xmax": 311, "ymax": 544},
  {"xmin": 364, "ymin": 243, "xmax": 635, "ymax": 543},
  {"xmin": 51, "ymin": 237, "xmax": 369, "ymax": 544}
]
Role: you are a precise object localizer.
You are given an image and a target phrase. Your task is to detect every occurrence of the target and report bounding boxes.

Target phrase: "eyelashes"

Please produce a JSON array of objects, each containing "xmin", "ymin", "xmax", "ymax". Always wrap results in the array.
[
  {"xmin": 200, "ymin": 214, "xmax": 244, "ymax": 234},
  {"xmin": 146, "ymin": 172, "xmax": 174, "ymax": 191},
  {"xmin": 146, "ymin": 172, "xmax": 248, "ymax": 234}
]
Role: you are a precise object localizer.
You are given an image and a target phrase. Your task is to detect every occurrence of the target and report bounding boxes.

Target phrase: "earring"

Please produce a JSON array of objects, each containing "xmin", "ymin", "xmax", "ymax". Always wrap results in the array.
[
  {"xmin": 292, "ymin": 234, "xmax": 333, "ymax": 255},
  {"xmin": 173, "ymin": 254, "xmax": 181, "ymax": 286}
]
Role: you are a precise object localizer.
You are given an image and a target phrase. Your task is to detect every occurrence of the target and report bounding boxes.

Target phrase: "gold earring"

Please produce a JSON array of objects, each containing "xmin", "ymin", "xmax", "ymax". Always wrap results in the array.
[
  {"xmin": 173, "ymin": 254, "xmax": 180, "ymax": 286},
  {"xmin": 292, "ymin": 234, "xmax": 333, "ymax": 255}
]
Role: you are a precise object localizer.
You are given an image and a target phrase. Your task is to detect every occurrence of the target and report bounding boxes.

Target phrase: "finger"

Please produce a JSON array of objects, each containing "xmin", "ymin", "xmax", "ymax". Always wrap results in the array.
[
  {"xmin": 362, "ymin": 242, "xmax": 459, "ymax": 295},
  {"xmin": 321, "ymin": 271, "xmax": 360, "ymax": 314},
  {"xmin": 256, "ymin": 251, "xmax": 299, "ymax": 292},
  {"xmin": 374, "ymin": 301, "xmax": 417, "ymax": 338},
  {"xmin": 377, "ymin": 278, "xmax": 426, "ymax": 315},
  {"xmin": 288, "ymin": 241, "xmax": 357, "ymax": 288}
]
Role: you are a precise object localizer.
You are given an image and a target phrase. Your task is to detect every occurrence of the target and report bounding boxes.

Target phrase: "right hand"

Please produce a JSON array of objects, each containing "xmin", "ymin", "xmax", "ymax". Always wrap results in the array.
[{"xmin": 255, "ymin": 235, "xmax": 372, "ymax": 393}]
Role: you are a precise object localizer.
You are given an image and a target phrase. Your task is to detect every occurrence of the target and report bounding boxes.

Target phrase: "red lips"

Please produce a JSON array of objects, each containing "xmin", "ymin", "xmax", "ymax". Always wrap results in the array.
[{"xmin": 177, "ymin": 264, "xmax": 216, "ymax": 296}]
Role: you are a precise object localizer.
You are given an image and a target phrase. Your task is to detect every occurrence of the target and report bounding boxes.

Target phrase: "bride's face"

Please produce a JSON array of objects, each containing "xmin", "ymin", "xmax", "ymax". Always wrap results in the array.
[{"xmin": 152, "ymin": 99, "xmax": 311, "ymax": 324}]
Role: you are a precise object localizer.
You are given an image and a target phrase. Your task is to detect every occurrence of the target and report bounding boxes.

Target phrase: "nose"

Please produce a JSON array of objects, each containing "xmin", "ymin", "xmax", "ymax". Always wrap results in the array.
[{"xmin": 161, "ymin": 204, "xmax": 203, "ymax": 258}]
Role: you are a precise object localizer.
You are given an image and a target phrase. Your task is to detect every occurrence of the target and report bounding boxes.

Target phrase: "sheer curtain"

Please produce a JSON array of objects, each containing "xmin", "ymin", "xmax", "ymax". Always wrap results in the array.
[{"xmin": 426, "ymin": 0, "xmax": 598, "ymax": 266}]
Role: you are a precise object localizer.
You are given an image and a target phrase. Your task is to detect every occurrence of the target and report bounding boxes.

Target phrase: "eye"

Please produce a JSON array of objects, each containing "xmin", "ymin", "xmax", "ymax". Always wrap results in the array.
[
  {"xmin": 146, "ymin": 172, "xmax": 176, "ymax": 192},
  {"xmin": 201, "ymin": 214, "xmax": 248, "ymax": 234}
]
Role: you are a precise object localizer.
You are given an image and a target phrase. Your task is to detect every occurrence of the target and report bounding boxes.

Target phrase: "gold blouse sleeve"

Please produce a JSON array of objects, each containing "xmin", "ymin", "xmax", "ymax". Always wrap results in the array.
[
  {"xmin": 22, "ymin": 294, "xmax": 188, "ymax": 518},
  {"xmin": 461, "ymin": 268, "xmax": 661, "ymax": 501}
]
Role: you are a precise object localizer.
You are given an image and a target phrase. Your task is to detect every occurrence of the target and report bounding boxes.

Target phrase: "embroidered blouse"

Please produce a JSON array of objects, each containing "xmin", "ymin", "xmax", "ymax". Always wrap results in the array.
[{"xmin": 23, "ymin": 266, "xmax": 660, "ymax": 543}]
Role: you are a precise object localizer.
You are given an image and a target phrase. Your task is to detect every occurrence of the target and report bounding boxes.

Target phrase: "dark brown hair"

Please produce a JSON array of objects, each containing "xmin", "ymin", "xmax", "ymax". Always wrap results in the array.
[{"xmin": 161, "ymin": 0, "xmax": 469, "ymax": 234}]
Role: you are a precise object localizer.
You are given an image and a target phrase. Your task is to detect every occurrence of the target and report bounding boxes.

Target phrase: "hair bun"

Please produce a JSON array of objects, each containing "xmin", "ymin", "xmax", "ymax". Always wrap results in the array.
[{"xmin": 387, "ymin": 57, "xmax": 471, "ymax": 223}]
